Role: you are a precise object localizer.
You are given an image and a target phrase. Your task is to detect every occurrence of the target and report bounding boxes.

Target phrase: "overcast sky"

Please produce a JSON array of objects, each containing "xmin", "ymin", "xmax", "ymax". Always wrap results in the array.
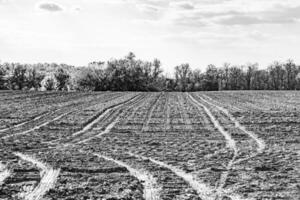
[{"xmin": 1, "ymin": 0, "xmax": 300, "ymax": 72}]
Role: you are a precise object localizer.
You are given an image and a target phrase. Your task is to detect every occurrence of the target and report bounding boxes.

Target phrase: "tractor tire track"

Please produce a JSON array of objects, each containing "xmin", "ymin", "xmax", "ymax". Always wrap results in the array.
[
  {"xmin": 187, "ymin": 94, "xmax": 238, "ymax": 199},
  {"xmin": 50, "ymin": 94, "xmax": 145, "ymax": 146},
  {"xmin": 14, "ymin": 152, "xmax": 60, "ymax": 200},
  {"xmin": 189, "ymin": 94, "xmax": 262, "ymax": 200},
  {"xmin": 72, "ymin": 94, "xmax": 141, "ymax": 137},
  {"xmin": 77, "ymin": 94, "xmax": 147, "ymax": 144},
  {"xmin": 201, "ymin": 94, "xmax": 242, "ymax": 112},
  {"xmin": 1, "ymin": 93, "xmax": 125, "ymax": 140},
  {"xmin": 188, "ymin": 94, "xmax": 237, "ymax": 152},
  {"xmin": 0, "ymin": 112, "xmax": 49, "ymax": 133},
  {"xmin": 201, "ymin": 94, "xmax": 266, "ymax": 153},
  {"xmin": 0, "ymin": 162, "xmax": 10, "ymax": 186},
  {"xmin": 1, "ymin": 112, "xmax": 72, "ymax": 140},
  {"xmin": 129, "ymin": 152, "xmax": 216, "ymax": 200},
  {"xmin": 93, "ymin": 153, "xmax": 161, "ymax": 200}
]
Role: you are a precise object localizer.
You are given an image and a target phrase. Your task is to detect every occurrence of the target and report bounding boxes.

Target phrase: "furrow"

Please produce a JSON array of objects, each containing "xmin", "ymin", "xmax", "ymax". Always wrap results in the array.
[{"xmin": 141, "ymin": 93, "xmax": 162, "ymax": 132}]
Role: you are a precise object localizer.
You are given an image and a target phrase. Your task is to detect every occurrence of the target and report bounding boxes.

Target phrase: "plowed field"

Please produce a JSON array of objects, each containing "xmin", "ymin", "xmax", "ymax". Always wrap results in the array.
[{"xmin": 0, "ymin": 91, "xmax": 299, "ymax": 200}]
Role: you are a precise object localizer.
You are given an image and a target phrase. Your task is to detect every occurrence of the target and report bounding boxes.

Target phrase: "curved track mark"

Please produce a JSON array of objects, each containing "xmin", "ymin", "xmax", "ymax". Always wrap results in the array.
[
  {"xmin": 93, "ymin": 153, "xmax": 161, "ymax": 200},
  {"xmin": 0, "ymin": 162, "xmax": 10, "ymax": 185},
  {"xmin": 129, "ymin": 152, "xmax": 216, "ymax": 200},
  {"xmin": 72, "ymin": 94, "xmax": 140, "ymax": 137},
  {"xmin": 14, "ymin": 152, "xmax": 60, "ymax": 200},
  {"xmin": 2, "ymin": 112, "xmax": 71, "ymax": 140},
  {"xmin": 0, "ymin": 112, "xmax": 49, "ymax": 133},
  {"xmin": 189, "ymin": 94, "xmax": 261, "ymax": 200},
  {"xmin": 188, "ymin": 94, "xmax": 238, "ymax": 199},
  {"xmin": 78, "ymin": 116, "xmax": 119, "ymax": 144},
  {"xmin": 188, "ymin": 94, "xmax": 237, "ymax": 152},
  {"xmin": 201, "ymin": 94, "xmax": 265, "ymax": 153}
]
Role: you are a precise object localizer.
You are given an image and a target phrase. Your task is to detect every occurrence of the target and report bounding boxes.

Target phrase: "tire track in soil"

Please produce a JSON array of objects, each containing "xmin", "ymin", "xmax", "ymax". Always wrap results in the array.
[
  {"xmin": 188, "ymin": 94, "xmax": 238, "ymax": 152},
  {"xmin": 14, "ymin": 152, "xmax": 60, "ymax": 200},
  {"xmin": 187, "ymin": 94, "xmax": 239, "ymax": 200},
  {"xmin": 1, "ymin": 112, "xmax": 72, "ymax": 140},
  {"xmin": 200, "ymin": 94, "xmax": 242, "ymax": 113},
  {"xmin": 0, "ymin": 162, "xmax": 10, "ymax": 186},
  {"xmin": 93, "ymin": 153, "xmax": 161, "ymax": 200},
  {"xmin": 68, "ymin": 94, "xmax": 163, "ymax": 199},
  {"xmin": 75, "ymin": 94, "xmax": 146, "ymax": 144},
  {"xmin": 1, "ymin": 94, "xmax": 146, "ymax": 199},
  {"xmin": 75, "ymin": 95, "xmax": 162, "ymax": 200},
  {"xmin": 0, "ymin": 112, "xmax": 49, "ymax": 133},
  {"xmin": 0, "ymin": 93, "xmax": 124, "ymax": 140},
  {"xmin": 72, "ymin": 94, "xmax": 141, "ymax": 137},
  {"xmin": 60, "ymin": 94, "xmax": 145, "ymax": 145},
  {"xmin": 129, "ymin": 152, "xmax": 216, "ymax": 200},
  {"xmin": 44, "ymin": 94, "xmax": 142, "ymax": 146},
  {"xmin": 201, "ymin": 94, "xmax": 266, "ymax": 154},
  {"xmin": 189, "ymin": 94, "xmax": 260, "ymax": 200},
  {"xmin": 59, "ymin": 93, "xmax": 212, "ymax": 200}
]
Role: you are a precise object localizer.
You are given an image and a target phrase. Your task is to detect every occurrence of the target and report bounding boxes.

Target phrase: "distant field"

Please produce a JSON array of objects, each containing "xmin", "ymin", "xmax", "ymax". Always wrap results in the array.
[{"xmin": 0, "ymin": 91, "xmax": 299, "ymax": 200}]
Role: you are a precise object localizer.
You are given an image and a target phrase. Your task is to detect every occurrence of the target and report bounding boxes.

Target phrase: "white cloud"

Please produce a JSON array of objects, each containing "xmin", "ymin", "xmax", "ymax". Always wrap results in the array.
[{"xmin": 38, "ymin": 2, "xmax": 63, "ymax": 12}]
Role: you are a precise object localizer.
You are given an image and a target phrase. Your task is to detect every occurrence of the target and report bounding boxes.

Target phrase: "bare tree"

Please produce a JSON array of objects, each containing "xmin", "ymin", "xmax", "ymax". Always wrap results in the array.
[
  {"xmin": 284, "ymin": 59, "xmax": 297, "ymax": 90},
  {"xmin": 175, "ymin": 63, "xmax": 192, "ymax": 91},
  {"xmin": 245, "ymin": 63, "xmax": 258, "ymax": 90}
]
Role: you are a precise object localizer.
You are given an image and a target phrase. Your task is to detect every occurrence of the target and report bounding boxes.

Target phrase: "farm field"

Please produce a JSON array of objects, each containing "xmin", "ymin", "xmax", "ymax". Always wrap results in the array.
[{"xmin": 0, "ymin": 91, "xmax": 299, "ymax": 200}]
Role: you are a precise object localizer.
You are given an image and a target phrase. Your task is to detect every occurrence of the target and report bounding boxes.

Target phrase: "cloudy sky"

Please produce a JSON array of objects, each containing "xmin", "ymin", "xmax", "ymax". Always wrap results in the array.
[{"xmin": 1, "ymin": 0, "xmax": 300, "ymax": 72}]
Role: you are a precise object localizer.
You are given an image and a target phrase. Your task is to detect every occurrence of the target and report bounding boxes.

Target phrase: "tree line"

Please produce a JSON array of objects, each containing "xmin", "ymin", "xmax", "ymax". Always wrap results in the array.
[{"xmin": 1, "ymin": 53, "xmax": 300, "ymax": 91}]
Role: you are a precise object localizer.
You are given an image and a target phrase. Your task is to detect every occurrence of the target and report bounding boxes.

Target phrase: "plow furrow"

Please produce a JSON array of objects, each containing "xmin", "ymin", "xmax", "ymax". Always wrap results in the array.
[{"xmin": 141, "ymin": 93, "xmax": 162, "ymax": 132}]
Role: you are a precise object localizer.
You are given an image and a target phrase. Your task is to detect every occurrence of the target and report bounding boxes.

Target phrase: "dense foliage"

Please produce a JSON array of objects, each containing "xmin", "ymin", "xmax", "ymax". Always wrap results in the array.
[{"xmin": 1, "ymin": 53, "xmax": 300, "ymax": 91}]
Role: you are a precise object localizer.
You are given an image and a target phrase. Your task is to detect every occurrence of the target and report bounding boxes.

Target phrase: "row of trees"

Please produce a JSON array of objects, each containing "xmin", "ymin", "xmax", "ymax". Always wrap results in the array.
[
  {"xmin": 1, "ymin": 53, "xmax": 300, "ymax": 91},
  {"xmin": 0, "ymin": 64, "xmax": 71, "ymax": 91},
  {"xmin": 172, "ymin": 60, "xmax": 300, "ymax": 91}
]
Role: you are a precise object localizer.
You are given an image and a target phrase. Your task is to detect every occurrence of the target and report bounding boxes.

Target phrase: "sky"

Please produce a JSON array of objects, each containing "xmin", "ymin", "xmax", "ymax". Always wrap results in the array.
[{"xmin": 1, "ymin": 0, "xmax": 300, "ymax": 73}]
